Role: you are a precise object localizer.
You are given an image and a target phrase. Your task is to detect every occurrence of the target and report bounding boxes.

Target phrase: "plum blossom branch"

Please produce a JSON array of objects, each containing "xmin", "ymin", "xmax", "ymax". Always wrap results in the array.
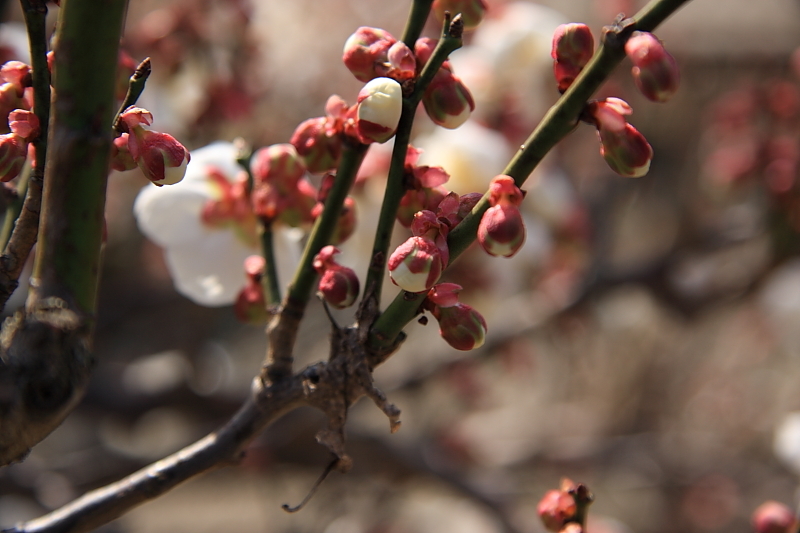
[
  {"xmin": 0, "ymin": 0, "xmax": 50, "ymax": 310},
  {"xmin": 363, "ymin": 14, "xmax": 464, "ymax": 308},
  {"xmin": 368, "ymin": 0, "xmax": 692, "ymax": 352},
  {"xmin": 400, "ymin": 0, "xmax": 434, "ymax": 47}
]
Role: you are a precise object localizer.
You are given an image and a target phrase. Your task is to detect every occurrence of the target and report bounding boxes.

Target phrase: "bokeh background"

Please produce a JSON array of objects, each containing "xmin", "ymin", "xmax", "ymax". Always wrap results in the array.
[{"xmin": 4, "ymin": 0, "xmax": 800, "ymax": 532}]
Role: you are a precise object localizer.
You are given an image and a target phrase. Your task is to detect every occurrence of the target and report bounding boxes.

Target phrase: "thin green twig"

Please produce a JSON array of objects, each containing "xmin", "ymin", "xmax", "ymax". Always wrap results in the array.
[{"xmin": 113, "ymin": 57, "xmax": 152, "ymax": 133}]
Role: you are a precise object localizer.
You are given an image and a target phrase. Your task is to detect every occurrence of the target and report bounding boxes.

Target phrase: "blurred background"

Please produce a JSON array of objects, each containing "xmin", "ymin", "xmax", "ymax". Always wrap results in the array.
[{"xmin": 4, "ymin": 0, "xmax": 800, "ymax": 532}]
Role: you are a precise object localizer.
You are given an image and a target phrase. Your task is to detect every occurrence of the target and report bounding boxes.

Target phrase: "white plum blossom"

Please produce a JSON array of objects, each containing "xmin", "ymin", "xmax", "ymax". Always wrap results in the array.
[{"xmin": 134, "ymin": 142, "xmax": 300, "ymax": 307}]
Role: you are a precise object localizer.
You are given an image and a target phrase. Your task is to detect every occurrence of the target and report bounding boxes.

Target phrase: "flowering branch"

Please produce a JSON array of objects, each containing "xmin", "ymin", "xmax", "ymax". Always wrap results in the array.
[
  {"xmin": 368, "ymin": 0, "xmax": 692, "ymax": 353},
  {"xmin": 0, "ymin": 0, "xmax": 50, "ymax": 310},
  {"xmin": 363, "ymin": 14, "xmax": 464, "ymax": 307}
]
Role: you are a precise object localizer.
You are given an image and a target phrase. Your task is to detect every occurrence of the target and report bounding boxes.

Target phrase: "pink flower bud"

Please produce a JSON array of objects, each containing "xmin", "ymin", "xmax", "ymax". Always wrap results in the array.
[
  {"xmin": 250, "ymin": 143, "xmax": 307, "ymax": 185},
  {"xmin": 537, "ymin": 490, "xmax": 577, "ymax": 532},
  {"xmin": 111, "ymin": 133, "xmax": 137, "ymax": 172},
  {"xmin": 356, "ymin": 77, "xmax": 403, "ymax": 144},
  {"xmin": 130, "ymin": 129, "xmax": 191, "ymax": 185},
  {"xmin": 624, "ymin": 31, "xmax": 679, "ymax": 102},
  {"xmin": 428, "ymin": 282, "xmax": 462, "ymax": 308},
  {"xmin": 477, "ymin": 176, "xmax": 525, "ymax": 257},
  {"xmin": 313, "ymin": 246, "xmax": 360, "ymax": 309},
  {"xmin": 433, "ymin": 302, "xmax": 487, "ymax": 350},
  {"xmin": 290, "ymin": 116, "xmax": 342, "ymax": 174},
  {"xmin": 342, "ymin": 27, "xmax": 397, "ymax": 83},
  {"xmin": 752, "ymin": 501, "xmax": 796, "ymax": 533},
  {"xmin": 397, "ymin": 186, "xmax": 448, "ymax": 227},
  {"xmin": 0, "ymin": 61, "xmax": 31, "ymax": 95},
  {"xmin": 587, "ymin": 98, "xmax": 653, "ymax": 178},
  {"xmin": 551, "ymin": 23, "xmax": 594, "ymax": 92},
  {"xmin": 234, "ymin": 256, "xmax": 267, "ymax": 324},
  {"xmin": 388, "ymin": 236, "xmax": 444, "ymax": 293},
  {"xmin": 598, "ymin": 122, "xmax": 653, "ymax": 178},
  {"xmin": 8, "ymin": 109, "xmax": 38, "ymax": 141},
  {"xmin": 0, "ymin": 132, "xmax": 27, "ymax": 182},
  {"xmin": 414, "ymin": 37, "xmax": 452, "ymax": 72},
  {"xmin": 423, "ymin": 68, "xmax": 475, "ymax": 129},
  {"xmin": 387, "ymin": 41, "xmax": 417, "ymax": 81},
  {"xmin": 432, "ymin": 0, "xmax": 488, "ymax": 31}
]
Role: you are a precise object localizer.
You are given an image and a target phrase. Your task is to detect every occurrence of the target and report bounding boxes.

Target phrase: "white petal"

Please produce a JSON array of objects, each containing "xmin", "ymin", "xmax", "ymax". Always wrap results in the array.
[
  {"xmin": 183, "ymin": 141, "xmax": 242, "ymax": 183},
  {"xmin": 163, "ymin": 231, "xmax": 256, "ymax": 306},
  {"xmin": 133, "ymin": 179, "xmax": 211, "ymax": 248}
]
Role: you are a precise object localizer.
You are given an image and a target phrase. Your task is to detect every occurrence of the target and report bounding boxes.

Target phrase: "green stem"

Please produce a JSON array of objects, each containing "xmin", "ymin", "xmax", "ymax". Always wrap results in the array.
[
  {"xmin": 0, "ymin": 162, "xmax": 29, "ymax": 249},
  {"xmin": 259, "ymin": 220, "xmax": 281, "ymax": 307},
  {"xmin": 401, "ymin": 0, "xmax": 434, "ymax": 47},
  {"xmin": 113, "ymin": 57, "xmax": 152, "ymax": 133},
  {"xmin": 262, "ymin": 141, "xmax": 368, "ymax": 383},
  {"xmin": 363, "ymin": 15, "xmax": 463, "ymax": 306},
  {"xmin": 368, "ymin": 0, "xmax": 692, "ymax": 352},
  {"xmin": 30, "ymin": 0, "xmax": 128, "ymax": 317}
]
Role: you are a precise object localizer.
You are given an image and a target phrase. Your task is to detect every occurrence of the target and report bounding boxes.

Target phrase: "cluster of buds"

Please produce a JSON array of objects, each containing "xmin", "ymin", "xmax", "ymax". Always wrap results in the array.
[
  {"xmin": 234, "ymin": 255, "xmax": 268, "ymax": 324},
  {"xmin": 313, "ymin": 246, "xmax": 360, "ymax": 309},
  {"xmin": 585, "ymin": 97, "xmax": 653, "ymax": 178},
  {"xmin": 0, "ymin": 109, "xmax": 38, "ymax": 182},
  {"xmin": 249, "ymin": 143, "xmax": 317, "ymax": 227},
  {"xmin": 751, "ymin": 501, "xmax": 797, "ymax": 533},
  {"xmin": 388, "ymin": 192, "xmax": 481, "ymax": 293},
  {"xmin": 477, "ymin": 175, "xmax": 526, "ymax": 257},
  {"xmin": 423, "ymin": 283, "xmax": 487, "ymax": 350},
  {"xmin": 397, "ymin": 145, "xmax": 450, "ymax": 227},
  {"xmin": 537, "ymin": 479, "xmax": 592, "ymax": 533},
  {"xmin": 290, "ymin": 95, "xmax": 347, "ymax": 174},
  {"xmin": 342, "ymin": 27, "xmax": 475, "ymax": 131},
  {"xmin": 114, "ymin": 107, "xmax": 191, "ymax": 186},
  {"xmin": 200, "ymin": 166, "xmax": 257, "ymax": 245},
  {"xmin": 624, "ymin": 31, "xmax": 679, "ymax": 103}
]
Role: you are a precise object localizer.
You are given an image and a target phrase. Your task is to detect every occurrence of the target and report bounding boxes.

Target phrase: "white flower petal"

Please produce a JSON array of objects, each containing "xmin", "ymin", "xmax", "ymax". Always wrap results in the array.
[
  {"xmin": 183, "ymin": 141, "xmax": 242, "ymax": 183},
  {"xmin": 164, "ymin": 231, "xmax": 256, "ymax": 307},
  {"xmin": 134, "ymin": 179, "xmax": 211, "ymax": 248}
]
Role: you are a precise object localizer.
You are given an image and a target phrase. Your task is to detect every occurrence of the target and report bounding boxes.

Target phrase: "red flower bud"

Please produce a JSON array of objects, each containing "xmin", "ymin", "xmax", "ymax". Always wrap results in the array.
[
  {"xmin": 432, "ymin": 0, "xmax": 488, "ymax": 31},
  {"xmin": 752, "ymin": 501, "xmax": 796, "ymax": 533},
  {"xmin": 477, "ymin": 176, "xmax": 525, "ymax": 257},
  {"xmin": 342, "ymin": 27, "xmax": 397, "ymax": 83},
  {"xmin": 111, "ymin": 133, "xmax": 137, "ymax": 172},
  {"xmin": 234, "ymin": 256, "xmax": 267, "ymax": 324},
  {"xmin": 388, "ymin": 236, "xmax": 444, "ymax": 293},
  {"xmin": 537, "ymin": 490, "xmax": 577, "ymax": 532},
  {"xmin": 432, "ymin": 302, "xmax": 487, "ymax": 351},
  {"xmin": 387, "ymin": 41, "xmax": 417, "ymax": 81},
  {"xmin": 587, "ymin": 98, "xmax": 653, "ymax": 178},
  {"xmin": 0, "ymin": 133, "xmax": 27, "ymax": 182},
  {"xmin": 414, "ymin": 37, "xmax": 452, "ymax": 72},
  {"xmin": 119, "ymin": 107, "xmax": 190, "ymax": 185},
  {"xmin": 290, "ymin": 116, "xmax": 342, "ymax": 174},
  {"xmin": 8, "ymin": 109, "xmax": 38, "ymax": 141},
  {"xmin": 0, "ymin": 61, "xmax": 31, "ymax": 95},
  {"xmin": 356, "ymin": 77, "xmax": 403, "ymax": 143},
  {"xmin": 551, "ymin": 23, "xmax": 594, "ymax": 92},
  {"xmin": 313, "ymin": 246, "xmax": 360, "ymax": 309},
  {"xmin": 624, "ymin": 31, "xmax": 679, "ymax": 102},
  {"xmin": 423, "ymin": 69, "xmax": 475, "ymax": 129},
  {"xmin": 250, "ymin": 143, "xmax": 307, "ymax": 186}
]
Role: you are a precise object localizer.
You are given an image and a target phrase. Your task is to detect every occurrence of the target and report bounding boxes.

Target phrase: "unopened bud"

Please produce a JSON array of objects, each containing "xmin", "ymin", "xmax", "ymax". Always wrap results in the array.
[
  {"xmin": 8, "ymin": 109, "xmax": 38, "ymax": 141},
  {"xmin": 537, "ymin": 490, "xmax": 577, "ymax": 532},
  {"xmin": 313, "ymin": 246, "xmax": 360, "ymax": 309},
  {"xmin": 131, "ymin": 130, "xmax": 190, "ymax": 185},
  {"xmin": 432, "ymin": 0, "xmax": 488, "ymax": 31},
  {"xmin": 250, "ymin": 143, "xmax": 307, "ymax": 185},
  {"xmin": 0, "ymin": 133, "xmax": 27, "ymax": 182},
  {"xmin": 624, "ymin": 31, "xmax": 679, "ymax": 102},
  {"xmin": 234, "ymin": 256, "xmax": 267, "ymax": 324},
  {"xmin": 342, "ymin": 27, "xmax": 397, "ymax": 82},
  {"xmin": 477, "ymin": 176, "xmax": 525, "ymax": 257},
  {"xmin": 388, "ymin": 236, "xmax": 444, "ymax": 293},
  {"xmin": 387, "ymin": 41, "xmax": 417, "ymax": 81},
  {"xmin": 290, "ymin": 117, "xmax": 342, "ymax": 174},
  {"xmin": 599, "ymin": 122, "xmax": 653, "ymax": 178},
  {"xmin": 752, "ymin": 501, "xmax": 796, "ymax": 533},
  {"xmin": 356, "ymin": 77, "xmax": 403, "ymax": 144},
  {"xmin": 551, "ymin": 23, "xmax": 594, "ymax": 92},
  {"xmin": 433, "ymin": 302, "xmax": 487, "ymax": 350},
  {"xmin": 423, "ymin": 68, "xmax": 475, "ymax": 129}
]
